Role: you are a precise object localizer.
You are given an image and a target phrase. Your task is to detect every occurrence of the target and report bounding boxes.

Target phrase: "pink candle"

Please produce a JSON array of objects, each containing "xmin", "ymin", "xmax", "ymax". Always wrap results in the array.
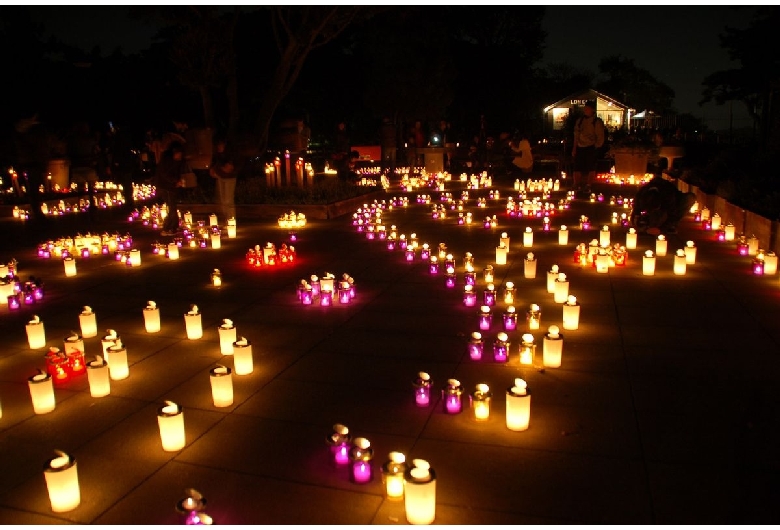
[
  {"xmin": 334, "ymin": 444, "xmax": 350, "ymax": 465},
  {"xmin": 446, "ymin": 394, "xmax": 461, "ymax": 414},
  {"xmin": 352, "ymin": 461, "xmax": 372, "ymax": 483},
  {"xmin": 415, "ymin": 387, "xmax": 430, "ymax": 406}
]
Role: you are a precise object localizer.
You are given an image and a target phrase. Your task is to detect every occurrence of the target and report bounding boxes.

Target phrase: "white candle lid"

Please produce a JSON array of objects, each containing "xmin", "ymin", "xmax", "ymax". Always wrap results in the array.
[
  {"xmin": 235, "ymin": 337, "xmax": 248, "ymax": 346},
  {"xmin": 512, "ymin": 378, "xmax": 528, "ymax": 395},
  {"xmin": 189, "ymin": 305, "xmax": 199, "ymax": 315},
  {"xmin": 447, "ymin": 378, "xmax": 461, "ymax": 388},
  {"xmin": 221, "ymin": 319, "xmax": 234, "ymax": 328},
  {"xmin": 90, "ymin": 355, "xmax": 104, "ymax": 367},
  {"xmin": 507, "ymin": 306, "xmax": 516, "ymax": 313},
  {"xmin": 487, "ymin": 283, "xmax": 495, "ymax": 291},
  {"xmin": 146, "ymin": 300, "xmax": 157, "ymax": 309},
  {"xmin": 418, "ymin": 371, "xmax": 430, "ymax": 381},
  {"xmin": 471, "ymin": 331, "xmax": 482, "ymax": 340},
  {"xmin": 505, "ymin": 281, "xmax": 514, "ymax": 288},
  {"xmin": 567, "ymin": 295, "xmax": 577, "ymax": 305},
  {"xmin": 161, "ymin": 400, "xmax": 179, "ymax": 414},
  {"xmin": 550, "ymin": 264, "xmax": 559, "ymax": 273},
  {"xmin": 602, "ymin": 225, "xmax": 609, "ymax": 231},
  {"xmin": 686, "ymin": 240, "xmax": 695, "ymax": 247},
  {"xmin": 645, "ymin": 250, "xmax": 654, "ymax": 258},
  {"xmin": 497, "ymin": 332, "xmax": 508, "ymax": 341},
  {"xmin": 49, "ymin": 450, "xmax": 70, "ymax": 469},
  {"xmin": 67, "ymin": 332, "xmax": 79, "ymax": 341},
  {"xmin": 476, "ymin": 383, "xmax": 490, "ymax": 393},
  {"xmin": 82, "ymin": 306, "xmax": 93, "ymax": 314},
  {"xmin": 480, "ymin": 305, "xmax": 491, "ymax": 312},
  {"xmin": 530, "ymin": 303, "xmax": 540, "ymax": 311},
  {"xmin": 548, "ymin": 325, "xmax": 560, "ymax": 339},
  {"xmin": 213, "ymin": 365, "xmax": 229, "ymax": 375},
  {"xmin": 676, "ymin": 249, "xmax": 685, "ymax": 257},
  {"xmin": 333, "ymin": 423, "xmax": 349, "ymax": 435},
  {"xmin": 389, "ymin": 451, "xmax": 406, "ymax": 464},
  {"xmin": 105, "ymin": 329, "xmax": 118, "ymax": 339},
  {"xmin": 658, "ymin": 235, "xmax": 666, "ymax": 241},
  {"xmin": 29, "ymin": 315, "xmax": 40, "ymax": 324},
  {"xmin": 410, "ymin": 460, "xmax": 430, "ymax": 479},
  {"xmin": 354, "ymin": 437, "xmax": 371, "ymax": 450},
  {"xmin": 527, "ymin": 252, "xmax": 535, "ymax": 260},
  {"xmin": 522, "ymin": 333, "xmax": 534, "ymax": 343},
  {"xmin": 557, "ymin": 273, "xmax": 567, "ymax": 281},
  {"xmin": 501, "ymin": 232, "xmax": 508, "ymax": 238},
  {"xmin": 560, "ymin": 225, "xmax": 567, "ymax": 230}
]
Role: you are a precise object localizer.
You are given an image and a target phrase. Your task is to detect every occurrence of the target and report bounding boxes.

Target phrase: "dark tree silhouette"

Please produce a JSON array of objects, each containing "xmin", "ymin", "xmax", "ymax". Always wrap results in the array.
[{"xmin": 596, "ymin": 55, "xmax": 675, "ymax": 114}]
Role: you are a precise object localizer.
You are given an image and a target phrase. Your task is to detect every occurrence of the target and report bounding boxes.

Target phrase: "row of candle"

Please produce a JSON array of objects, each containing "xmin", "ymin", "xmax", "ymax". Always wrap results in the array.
[
  {"xmin": 246, "ymin": 243, "xmax": 297, "ymax": 267},
  {"xmin": 296, "ymin": 273, "xmax": 356, "ymax": 306}
]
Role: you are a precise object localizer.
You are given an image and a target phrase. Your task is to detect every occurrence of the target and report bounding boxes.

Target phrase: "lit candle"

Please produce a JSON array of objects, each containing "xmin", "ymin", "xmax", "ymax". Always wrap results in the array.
[
  {"xmin": 527, "ymin": 304, "xmax": 541, "ymax": 330},
  {"xmin": 700, "ymin": 207, "xmax": 710, "ymax": 221},
  {"xmin": 107, "ymin": 339, "xmax": 129, "ymax": 380},
  {"xmin": 442, "ymin": 379, "xmax": 463, "ymax": 414},
  {"xmin": 463, "ymin": 285, "xmax": 477, "ymax": 307},
  {"xmin": 505, "ymin": 378, "xmax": 531, "ymax": 432},
  {"xmin": 326, "ymin": 423, "xmax": 351, "ymax": 466},
  {"xmin": 522, "ymin": 227, "xmax": 533, "ymax": 248},
  {"xmin": 471, "ymin": 383, "xmax": 492, "ymax": 421},
  {"xmin": 495, "ymin": 244, "xmax": 508, "ymax": 265},
  {"xmin": 747, "ymin": 235, "xmax": 759, "ymax": 256},
  {"xmin": 382, "ymin": 452, "xmax": 407, "ymax": 500},
  {"xmin": 209, "ymin": 365, "xmax": 234, "ymax": 407},
  {"xmin": 558, "ymin": 225, "xmax": 569, "ymax": 245},
  {"xmin": 184, "ymin": 305, "xmax": 203, "ymax": 340},
  {"xmin": 478, "ymin": 305, "xmax": 493, "ymax": 331},
  {"xmin": 227, "ymin": 217, "xmax": 237, "ymax": 238},
  {"xmin": 519, "ymin": 333, "xmax": 536, "ymax": 366},
  {"xmin": 211, "ymin": 269, "xmax": 222, "ymax": 287},
  {"xmin": 711, "ymin": 212, "xmax": 722, "ymax": 230},
  {"xmin": 143, "ymin": 301, "xmax": 161, "ymax": 333},
  {"xmin": 763, "ymin": 251, "xmax": 778, "ymax": 275},
  {"xmin": 28, "ymin": 371, "xmax": 56, "ymax": 414},
  {"xmin": 503, "ymin": 306, "xmax": 518, "ymax": 331},
  {"xmin": 79, "ymin": 306, "xmax": 98, "ymax": 338},
  {"xmin": 655, "ymin": 235, "xmax": 668, "ymax": 257},
  {"xmin": 595, "ymin": 249, "xmax": 610, "ymax": 273},
  {"xmin": 643, "ymin": 250, "xmax": 656, "ymax": 276},
  {"xmin": 503, "ymin": 281, "xmax": 516, "ymax": 304},
  {"xmin": 673, "ymin": 249, "xmax": 687, "ymax": 275},
  {"xmin": 43, "ymin": 450, "xmax": 80, "ymax": 512},
  {"xmin": 753, "ymin": 257, "xmax": 764, "ymax": 275},
  {"xmin": 724, "ymin": 223, "xmax": 736, "ymax": 241},
  {"xmin": 553, "ymin": 273, "xmax": 569, "ymax": 304},
  {"xmin": 404, "ymin": 459, "xmax": 437, "ymax": 525},
  {"xmin": 101, "ymin": 329, "xmax": 118, "ymax": 361},
  {"xmin": 63, "ymin": 256, "xmax": 77, "ymax": 277},
  {"xmin": 26, "ymin": 315, "xmax": 46, "ymax": 349},
  {"xmin": 546, "ymin": 265, "xmax": 559, "ymax": 294},
  {"xmin": 210, "ymin": 230, "xmax": 221, "ymax": 249},
  {"xmin": 167, "ymin": 242, "xmax": 179, "ymax": 260},
  {"xmin": 493, "ymin": 332, "xmax": 509, "ymax": 363},
  {"xmin": 87, "ymin": 355, "xmax": 110, "ymax": 397},
  {"xmin": 543, "ymin": 325, "xmax": 564, "ymax": 368},
  {"xmin": 232, "ymin": 337, "xmax": 254, "ymax": 375},
  {"xmin": 524, "ymin": 252, "xmax": 537, "ymax": 279},
  {"xmin": 483, "ymin": 283, "xmax": 496, "ymax": 306},
  {"xmin": 413, "ymin": 372, "xmax": 432, "ymax": 407},
  {"xmin": 218, "ymin": 320, "xmax": 236, "ymax": 355},
  {"xmin": 468, "ymin": 332, "xmax": 484, "ymax": 360},
  {"xmin": 63, "ymin": 332, "xmax": 84, "ymax": 356},
  {"xmin": 599, "ymin": 225, "xmax": 610, "ymax": 247},
  {"xmin": 349, "ymin": 437, "xmax": 374, "ymax": 484},
  {"xmin": 157, "ymin": 400, "xmax": 186, "ymax": 452},
  {"xmin": 562, "ymin": 295, "xmax": 580, "ymax": 330},
  {"xmin": 684, "ymin": 240, "xmax": 697, "ymax": 264},
  {"xmin": 483, "ymin": 265, "xmax": 494, "ymax": 283},
  {"xmin": 626, "ymin": 227, "xmax": 637, "ymax": 250},
  {"xmin": 129, "ymin": 248, "xmax": 141, "ymax": 266},
  {"xmin": 500, "ymin": 231, "xmax": 510, "ymax": 250}
]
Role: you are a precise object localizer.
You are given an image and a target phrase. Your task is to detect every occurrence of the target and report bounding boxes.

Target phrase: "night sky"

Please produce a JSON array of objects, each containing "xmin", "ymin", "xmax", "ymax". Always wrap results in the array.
[{"xmin": 28, "ymin": 5, "xmax": 756, "ymax": 131}]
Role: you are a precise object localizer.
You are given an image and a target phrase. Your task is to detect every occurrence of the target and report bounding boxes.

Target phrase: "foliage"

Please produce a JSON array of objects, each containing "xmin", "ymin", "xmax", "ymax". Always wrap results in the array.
[{"xmin": 595, "ymin": 55, "xmax": 675, "ymax": 113}]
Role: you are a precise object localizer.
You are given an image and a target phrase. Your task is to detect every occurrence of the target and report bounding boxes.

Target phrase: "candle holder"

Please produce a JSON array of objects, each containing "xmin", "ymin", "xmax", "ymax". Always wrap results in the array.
[
  {"xmin": 747, "ymin": 235, "xmax": 759, "ymax": 256},
  {"xmin": 63, "ymin": 332, "xmax": 84, "ymax": 357},
  {"xmin": 737, "ymin": 235, "xmax": 749, "ymax": 256},
  {"xmin": 107, "ymin": 339, "xmax": 129, "ymax": 380},
  {"xmin": 463, "ymin": 285, "xmax": 477, "ymax": 307},
  {"xmin": 642, "ymin": 251, "xmax": 656, "ymax": 276},
  {"xmin": 413, "ymin": 372, "xmax": 433, "ymax": 407},
  {"xmin": 724, "ymin": 223, "xmax": 736, "ymax": 241},
  {"xmin": 445, "ymin": 272, "xmax": 456, "ymax": 289},
  {"xmin": 420, "ymin": 244, "xmax": 430, "ymax": 260},
  {"xmin": 524, "ymin": 253, "xmax": 537, "ymax": 279},
  {"xmin": 167, "ymin": 242, "xmax": 179, "ymax": 260},
  {"xmin": 763, "ymin": 251, "xmax": 778, "ymax": 275},
  {"xmin": 78, "ymin": 306, "xmax": 98, "ymax": 338},
  {"xmin": 404, "ymin": 459, "xmax": 437, "ymax": 525},
  {"xmin": 522, "ymin": 227, "xmax": 533, "ymax": 248},
  {"xmin": 211, "ymin": 269, "xmax": 222, "ymax": 287},
  {"xmin": 470, "ymin": 383, "xmax": 492, "ymax": 421},
  {"xmin": 326, "ymin": 423, "xmax": 352, "ymax": 466},
  {"xmin": 101, "ymin": 329, "xmax": 119, "ymax": 360},
  {"xmin": 599, "ymin": 225, "xmax": 611, "ymax": 247},
  {"xmin": 519, "ymin": 333, "xmax": 536, "ymax": 366},
  {"xmin": 500, "ymin": 231, "xmax": 510, "ymax": 250},
  {"xmin": 209, "ymin": 365, "xmax": 234, "ymax": 407},
  {"xmin": 43, "ymin": 451, "xmax": 80, "ymax": 512},
  {"xmin": 495, "ymin": 244, "xmax": 508, "ymax": 265},
  {"xmin": 28, "ymin": 370, "xmax": 56, "ymax": 414},
  {"xmin": 63, "ymin": 256, "xmax": 77, "ymax": 277},
  {"xmin": 468, "ymin": 332, "xmax": 484, "ymax": 360},
  {"xmin": 553, "ymin": 273, "xmax": 569, "ymax": 304},
  {"xmin": 184, "ymin": 305, "xmax": 203, "ymax": 340},
  {"xmin": 493, "ymin": 332, "xmax": 510, "ymax": 363},
  {"xmin": 559, "ymin": 225, "xmax": 569, "ymax": 245},
  {"xmin": 26, "ymin": 315, "xmax": 46, "ymax": 349},
  {"xmin": 483, "ymin": 265, "xmax": 494, "ymax": 283},
  {"xmin": 7, "ymin": 293, "xmax": 21, "ymax": 310},
  {"xmin": 157, "ymin": 400, "xmax": 186, "ymax": 452},
  {"xmin": 320, "ymin": 289, "xmax": 333, "ymax": 306},
  {"xmin": 381, "ymin": 452, "xmax": 407, "ymax": 500},
  {"xmin": 66, "ymin": 348, "xmax": 86, "ymax": 376},
  {"xmin": 505, "ymin": 378, "xmax": 531, "ymax": 432},
  {"xmin": 143, "ymin": 300, "xmax": 161, "ymax": 333},
  {"xmin": 232, "ymin": 337, "xmax": 254, "ymax": 375},
  {"xmin": 655, "ymin": 235, "xmax": 668, "ymax": 257},
  {"xmin": 45, "ymin": 347, "xmax": 70, "ymax": 384},
  {"xmin": 429, "ymin": 257, "xmax": 439, "ymax": 275},
  {"xmin": 526, "ymin": 304, "xmax": 541, "ymax": 330},
  {"xmin": 479, "ymin": 305, "xmax": 493, "ymax": 331},
  {"xmin": 595, "ymin": 249, "xmax": 610, "ymax": 273},
  {"xmin": 752, "ymin": 257, "xmax": 764, "ymax": 275},
  {"xmin": 700, "ymin": 206, "xmax": 710, "ymax": 221},
  {"xmin": 338, "ymin": 281, "xmax": 351, "ymax": 304},
  {"xmin": 673, "ymin": 249, "xmax": 687, "ymax": 275},
  {"xmin": 87, "ymin": 356, "xmax": 110, "ymax": 397},
  {"xmin": 711, "ymin": 212, "xmax": 722, "ymax": 230},
  {"xmin": 543, "ymin": 326, "xmax": 564, "ymax": 367},
  {"xmin": 483, "ymin": 283, "xmax": 496, "ymax": 306},
  {"xmin": 503, "ymin": 281, "xmax": 516, "ymax": 305},
  {"xmin": 442, "ymin": 379, "xmax": 463, "ymax": 414},
  {"xmin": 503, "ymin": 306, "xmax": 518, "ymax": 331},
  {"xmin": 349, "ymin": 437, "xmax": 374, "ymax": 484},
  {"xmin": 562, "ymin": 295, "xmax": 581, "ymax": 330}
]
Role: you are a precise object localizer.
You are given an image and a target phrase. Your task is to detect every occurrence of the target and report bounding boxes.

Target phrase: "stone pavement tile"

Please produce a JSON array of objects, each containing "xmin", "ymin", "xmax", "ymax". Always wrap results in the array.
[
  {"xmin": 94, "ymin": 460, "xmax": 384, "ymax": 524},
  {"xmin": 0, "ymin": 506, "xmax": 76, "ymax": 525},
  {"xmin": 0, "ymin": 392, "xmax": 146, "ymax": 496},
  {"xmin": 0, "ymin": 453, "xmax": 166, "ymax": 524},
  {"xmin": 175, "ymin": 415, "xmax": 416, "ymax": 492},
  {"xmin": 550, "ymin": 342, "xmax": 627, "ymax": 374},
  {"xmin": 372, "ymin": 498, "xmax": 572, "ymax": 524},
  {"xmin": 408, "ymin": 438, "xmax": 653, "ymax": 523},
  {"xmin": 234, "ymin": 378, "xmax": 432, "ymax": 439},
  {"xmin": 619, "ymin": 323, "xmax": 772, "ymax": 350}
]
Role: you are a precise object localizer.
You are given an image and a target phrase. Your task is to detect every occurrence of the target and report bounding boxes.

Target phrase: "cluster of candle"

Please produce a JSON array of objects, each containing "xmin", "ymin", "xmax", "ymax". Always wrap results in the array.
[
  {"xmin": 277, "ymin": 211, "xmax": 307, "ymax": 229},
  {"xmin": 176, "ymin": 488, "xmax": 213, "ymax": 525},
  {"xmin": 246, "ymin": 243, "xmax": 296, "ymax": 267},
  {"xmin": 44, "ymin": 344, "xmax": 86, "ymax": 385},
  {"xmin": 573, "ymin": 240, "xmax": 629, "ymax": 270},
  {"xmin": 1, "ymin": 261, "xmax": 46, "ymax": 309},
  {"xmin": 596, "ymin": 171, "xmax": 653, "ymax": 186},
  {"xmin": 513, "ymin": 178, "xmax": 560, "ymax": 194},
  {"xmin": 127, "ymin": 203, "xmax": 168, "ymax": 228},
  {"xmin": 297, "ymin": 273, "xmax": 355, "ymax": 306},
  {"xmin": 37, "ymin": 232, "xmax": 134, "ymax": 260},
  {"xmin": 505, "ymin": 197, "xmax": 562, "ymax": 217},
  {"xmin": 10, "ymin": 183, "xmax": 154, "ymax": 221}
]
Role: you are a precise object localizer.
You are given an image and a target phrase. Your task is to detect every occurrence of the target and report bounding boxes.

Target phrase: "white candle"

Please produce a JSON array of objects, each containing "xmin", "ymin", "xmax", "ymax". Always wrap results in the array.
[
  {"xmin": 626, "ymin": 227, "xmax": 637, "ymax": 250},
  {"xmin": 655, "ymin": 235, "xmax": 668, "ymax": 257},
  {"xmin": 763, "ymin": 251, "xmax": 777, "ymax": 275},
  {"xmin": 523, "ymin": 253, "xmax": 537, "ymax": 279},
  {"xmin": 79, "ymin": 306, "xmax": 98, "ymax": 338},
  {"xmin": 143, "ymin": 301, "xmax": 161, "ymax": 333},
  {"xmin": 26, "ymin": 315, "xmax": 46, "ymax": 349},
  {"xmin": 673, "ymin": 249, "xmax": 687, "ymax": 275},
  {"xmin": 643, "ymin": 250, "xmax": 656, "ymax": 276},
  {"xmin": 129, "ymin": 248, "xmax": 141, "ymax": 266},
  {"xmin": 546, "ymin": 265, "xmax": 559, "ymax": 294},
  {"xmin": 209, "ymin": 365, "xmax": 234, "ymax": 407},
  {"xmin": 542, "ymin": 325, "xmax": 563, "ymax": 368},
  {"xmin": 63, "ymin": 257, "xmax": 77, "ymax": 277},
  {"xmin": 28, "ymin": 371, "xmax": 55, "ymax": 414},
  {"xmin": 87, "ymin": 356, "xmax": 110, "ymax": 397},
  {"xmin": 684, "ymin": 241, "xmax": 697, "ymax": 264},
  {"xmin": 44, "ymin": 451, "xmax": 80, "ymax": 512},
  {"xmin": 558, "ymin": 225, "xmax": 568, "ymax": 245},
  {"xmin": 218, "ymin": 319, "xmax": 236, "ymax": 355},
  {"xmin": 522, "ymin": 227, "xmax": 533, "ymax": 248},
  {"xmin": 404, "ymin": 459, "xmax": 436, "ymax": 525},
  {"xmin": 599, "ymin": 225, "xmax": 610, "ymax": 247},
  {"xmin": 157, "ymin": 400, "xmax": 186, "ymax": 452},
  {"xmin": 553, "ymin": 273, "xmax": 569, "ymax": 304},
  {"xmin": 562, "ymin": 295, "xmax": 580, "ymax": 330},
  {"xmin": 233, "ymin": 337, "xmax": 254, "ymax": 375},
  {"xmin": 184, "ymin": 305, "xmax": 202, "ymax": 340},
  {"xmin": 107, "ymin": 339, "xmax": 129, "ymax": 380},
  {"xmin": 495, "ymin": 245, "xmax": 507, "ymax": 265},
  {"xmin": 505, "ymin": 378, "xmax": 531, "ymax": 432},
  {"xmin": 167, "ymin": 242, "xmax": 179, "ymax": 260}
]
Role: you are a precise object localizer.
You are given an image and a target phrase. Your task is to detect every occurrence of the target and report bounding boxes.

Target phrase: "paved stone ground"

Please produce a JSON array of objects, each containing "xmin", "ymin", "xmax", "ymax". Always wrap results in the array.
[{"xmin": 0, "ymin": 175, "xmax": 778, "ymax": 524}]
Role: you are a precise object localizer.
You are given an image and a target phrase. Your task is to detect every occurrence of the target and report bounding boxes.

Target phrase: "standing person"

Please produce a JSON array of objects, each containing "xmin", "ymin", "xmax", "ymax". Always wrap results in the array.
[
  {"xmin": 571, "ymin": 100, "xmax": 605, "ymax": 193},
  {"xmin": 105, "ymin": 123, "xmax": 138, "ymax": 215},
  {"xmin": 510, "ymin": 132, "xmax": 534, "ymax": 174},
  {"xmin": 13, "ymin": 112, "xmax": 51, "ymax": 223},
  {"xmin": 333, "ymin": 121, "xmax": 350, "ymax": 181},
  {"xmin": 379, "ymin": 117, "xmax": 397, "ymax": 175},
  {"xmin": 209, "ymin": 138, "xmax": 237, "ymax": 222},
  {"xmin": 154, "ymin": 142, "xmax": 185, "ymax": 236}
]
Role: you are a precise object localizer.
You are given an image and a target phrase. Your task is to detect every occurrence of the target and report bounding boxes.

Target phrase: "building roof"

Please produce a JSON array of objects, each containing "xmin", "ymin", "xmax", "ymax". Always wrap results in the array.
[{"xmin": 543, "ymin": 88, "xmax": 632, "ymax": 113}]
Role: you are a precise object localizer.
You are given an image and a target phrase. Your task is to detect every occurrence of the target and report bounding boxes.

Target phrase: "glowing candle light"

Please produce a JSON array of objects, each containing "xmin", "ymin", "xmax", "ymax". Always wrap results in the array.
[
  {"xmin": 482, "ymin": 283, "xmax": 496, "ymax": 306},
  {"xmin": 468, "ymin": 332, "xmax": 484, "ymax": 360},
  {"xmin": 442, "ymin": 379, "xmax": 463, "ymax": 414},
  {"xmin": 28, "ymin": 371, "xmax": 55, "ymax": 414},
  {"xmin": 327, "ymin": 424, "xmax": 351, "ymax": 466},
  {"xmin": 184, "ymin": 305, "xmax": 203, "ymax": 340},
  {"xmin": 724, "ymin": 223, "xmax": 736, "ymax": 241},
  {"xmin": 562, "ymin": 295, "xmax": 580, "ymax": 330},
  {"xmin": 655, "ymin": 235, "xmax": 668, "ymax": 257},
  {"xmin": 413, "ymin": 372, "xmax": 432, "ymax": 407},
  {"xmin": 763, "ymin": 251, "xmax": 777, "ymax": 275},
  {"xmin": 595, "ymin": 249, "xmax": 610, "ymax": 273},
  {"xmin": 167, "ymin": 242, "xmax": 179, "ymax": 260},
  {"xmin": 626, "ymin": 227, "xmax": 637, "ymax": 250},
  {"xmin": 558, "ymin": 225, "xmax": 569, "ymax": 245},
  {"xmin": 157, "ymin": 400, "xmax": 186, "ymax": 452},
  {"xmin": 107, "ymin": 339, "xmax": 129, "ymax": 380},
  {"xmin": 599, "ymin": 225, "xmax": 610, "ymax": 247},
  {"xmin": 493, "ymin": 332, "xmax": 509, "ymax": 363},
  {"xmin": 522, "ymin": 227, "xmax": 533, "ymax": 248},
  {"xmin": 700, "ymin": 207, "xmax": 710, "ymax": 221},
  {"xmin": 519, "ymin": 333, "xmax": 536, "ymax": 366},
  {"xmin": 684, "ymin": 240, "xmax": 697, "ymax": 264},
  {"xmin": 404, "ymin": 459, "xmax": 437, "ymax": 525},
  {"xmin": 503, "ymin": 305, "xmax": 518, "ymax": 332},
  {"xmin": 500, "ymin": 231, "xmax": 510, "ymax": 250},
  {"xmin": 101, "ymin": 329, "xmax": 118, "ymax": 361},
  {"xmin": 546, "ymin": 264, "xmax": 559, "ymax": 294},
  {"xmin": 711, "ymin": 212, "xmax": 722, "ymax": 230},
  {"xmin": 503, "ymin": 281, "xmax": 516, "ymax": 304},
  {"xmin": 553, "ymin": 273, "xmax": 569, "ymax": 304},
  {"xmin": 26, "ymin": 315, "xmax": 46, "ymax": 349},
  {"xmin": 470, "ymin": 383, "xmax": 492, "ymax": 421},
  {"xmin": 524, "ymin": 252, "xmax": 537, "ymax": 279},
  {"xmin": 463, "ymin": 285, "xmax": 477, "ymax": 307},
  {"xmin": 143, "ymin": 301, "xmax": 161, "ymax": 333},
  {"xmin": 483, "ymin": 265, "xmax": 494, "ymax": 283},
  {"xmin": 478, "ymin": 305, "xmax": 493, "ymax": 331},
  {"xmin": 63, "ymin": 256, "xmax": 77, "ymax": 277},
  {"xmin": 543, "ymin": 325, "xmax": 564, "ymax": 367},
  {"xmin": 79, "ymin": 306, "xmax": 98, "ymax": 338},
  {"xmin": 382, "ymin": 452, "xmax": 407, "ymax": 500},
  {"xmin": 527, "ymin": 304, "xmax": 541, "ymax": 330},
  {"xmin": 747, "ymin": 235, "xmax": 759, "ymax": 256},
  {"xmin": 643, "ymin": 250, "xmax": 656, "ymax": 276},
  {"xmin": 505, "ymin": 378, "xmax": 531, "ymax": 432},
  {"xmin": 128, "ymin": 248, "xmax": 141, "ymax": 266},
  {"xmin": 87, "ymin": 355, "xmax": 110, "ymax": 397},
  {"xmin": 211, "ymin": 269, "xmax": 222, "ymax": 287},
  {"xmin": 218, "ymin": 319, "xmax": 236, "ymax": 355},
  {"xmin": 227, "ymin": 217, "xmax": 237, "ymax": 238},
  {"xmin": 350, "ymin": 437, "xmax": 374, "ymax": 484},
  {"xmin": 673, "ymin": 249, "xmax": 687, "ymax": 275},
  {"xmin": 495, "ymin": 244, "xmax": 507, "ymax": 265},
  {"xmin": 209, "ymin": 365, "xmax": 234, "ymax": 407},
  {"xmin": 232, "ymin": 337, "xmax": 254, "ymax": 375},
  {"xmin": 43, "ymin": 450, "xmax": 80, "ymax": 512}
]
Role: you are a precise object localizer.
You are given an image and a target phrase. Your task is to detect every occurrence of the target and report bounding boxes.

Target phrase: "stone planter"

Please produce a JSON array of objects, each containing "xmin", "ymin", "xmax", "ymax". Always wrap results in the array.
[{"xmin": 611, "ymin": 147, "xmax": 651, "ymax": 176}]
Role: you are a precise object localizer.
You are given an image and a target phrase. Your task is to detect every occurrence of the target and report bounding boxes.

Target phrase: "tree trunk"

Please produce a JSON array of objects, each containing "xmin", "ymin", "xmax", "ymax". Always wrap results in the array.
[
  {"xmin": 200, "ymin": 85, "xmax": 215, "ymax": 129},
  {"xmin": 226, "ymin": 67, "xmax": 240, "ymax": 141}
]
